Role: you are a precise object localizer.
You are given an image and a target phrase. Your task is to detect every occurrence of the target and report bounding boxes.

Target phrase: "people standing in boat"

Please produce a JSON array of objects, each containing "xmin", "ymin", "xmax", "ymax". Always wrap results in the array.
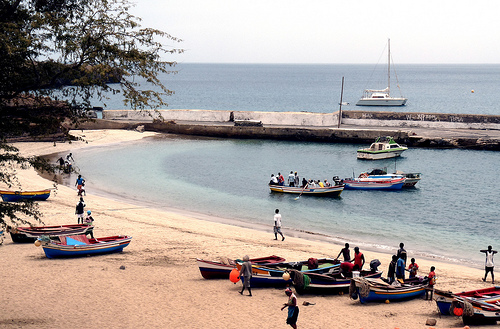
[
  {"xmin": 336, "ymin": 243, "xmax": 351, "ymax": 262},
  {"xmin": 239, "ymin": 255, "xmax": 252, "ymax": 296},
  {"xmin": 278, "ymin": 173, "xmax": 285, "ymax": 186},
  {"xmin": 75, "ymin": 197, "xmax": 86, "ymax": 224},
  {"xmin": 387, "ymin": 255, "xmax": 398, "ymax": 284},
  {"xmin": 324, "ymin": 179, "xmax": 331, "ymax": 187},
  {"xmin": 294, "ymin": 172, "xmax": 299, "ymax": 187},
  {"xmin": 408, "ymin": 258, "xmax": 419, "ymax": 278},
  {"xmin": 481, "ymin": 245, "xmax": 498, "ymax": 284},
  {"xmin": 273, "ymin": 209, "xmax": 285, "ymax": 241},
  {"xmin": 288, "ymin": 171, "xmax": 295, "ymax": 187},
  {"xmin": 301, "ymin": 178, "xmax": 308, "ymax": 188},
  {"xmin": 353, "ymin": 247, "xmax": 365, "ymax": 270},
  {"xmin": 269, "ymin": 174, "xmax": 278, "ymax": 185},
  {"xmin": 308, "ymin": 180, "xmax": 316, "ymax": 188},
  {"xmin": 281, "ymin": 287, "xmax": 299, "ymax": 329},
  {"xmin": 397, "ymin": 242, "xmax": 407, "ymax": 265},
  {"xmin": 318, "ymin": 180, "xmax": 324, "ymax": 187}
]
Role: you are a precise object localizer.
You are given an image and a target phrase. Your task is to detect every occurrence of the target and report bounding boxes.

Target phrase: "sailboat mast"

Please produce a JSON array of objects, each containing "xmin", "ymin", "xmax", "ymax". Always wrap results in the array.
[{"xmin": 387, "ymin": 38, "xmax": 390, "ymax": 95}]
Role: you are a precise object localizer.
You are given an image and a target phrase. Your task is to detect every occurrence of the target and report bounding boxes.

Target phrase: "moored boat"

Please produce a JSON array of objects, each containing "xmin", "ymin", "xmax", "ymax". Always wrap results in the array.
[
  {"xmin": 394, "ymin": 170, "xmax": 421, "ymax": 187},
  {"xmin": 356, "ymin": 39, "xmax": 407, "ymax": 107},
  {"xmin": 343, "ymin": 171, "xmax": 405, "ymax": 190},
  {"xmin": 196, "ymin": 255, "xmax": 286, "ymax": 279},
  {"xmin": 357, "ymin": 136, "xmax": 408, "ymax": 160},
  {"xmin": 349, "ymin": 277, "xmax": 427, "ymax": 303},
  {"xmin": 0, "ymin": 189, "xmax": 51, "ymax": 202},
  {"xmin": 39, "ymin": 234, "xmax": 132, "ymax": 258},
  {"xmin": 9, "ymin": 224, "xmax": 94, "ymax": 243},
  {"xmin": 269, "ymin": 184, "xmax": 344, "ymax": 197}
]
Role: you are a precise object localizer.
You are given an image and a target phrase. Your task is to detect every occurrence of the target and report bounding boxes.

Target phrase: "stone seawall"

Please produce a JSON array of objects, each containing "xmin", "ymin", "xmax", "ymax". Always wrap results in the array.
[{"xmin": 80, "ymin": 109, "xmax": 500, "ymax": 150}]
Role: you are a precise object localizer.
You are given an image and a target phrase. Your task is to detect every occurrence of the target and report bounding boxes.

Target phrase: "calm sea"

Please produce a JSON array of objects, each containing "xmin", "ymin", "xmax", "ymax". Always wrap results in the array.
[{"xmin": 78, "ymin": 64, "xmax": 500, "ymax": 269}]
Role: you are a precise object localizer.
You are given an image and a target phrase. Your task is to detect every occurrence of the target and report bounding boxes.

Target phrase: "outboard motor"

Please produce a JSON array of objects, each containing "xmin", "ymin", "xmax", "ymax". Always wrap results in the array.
[{"xmin": 370, "ymin": 259, "xmax": 381, "ymax": 272}]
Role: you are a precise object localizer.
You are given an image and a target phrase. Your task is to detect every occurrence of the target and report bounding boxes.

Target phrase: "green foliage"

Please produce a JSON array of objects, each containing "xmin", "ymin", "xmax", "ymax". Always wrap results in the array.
[{"xmin": 0, "ymin": 0, "xmax": 182, "ymax": 229}]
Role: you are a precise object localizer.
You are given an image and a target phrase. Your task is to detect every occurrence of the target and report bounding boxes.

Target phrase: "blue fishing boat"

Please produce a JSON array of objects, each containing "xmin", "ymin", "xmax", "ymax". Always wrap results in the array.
[
  {"xmin": 0, "ymin": 189, "xmax": 51, "ymax": 202},
  {"xmin": 295, "ymin": 270, "xmax": 382, "ymax": 294},
  {"xmin": 39, "ymin": 234, "xmax": 132, "ymax": 258},
  {"xmin": 350, "ymin": 277, "xmax": 426, "ymax": 303},
  {"xmin": 343, "ymin": 171, "xmax": 405, "ymax": 190}
]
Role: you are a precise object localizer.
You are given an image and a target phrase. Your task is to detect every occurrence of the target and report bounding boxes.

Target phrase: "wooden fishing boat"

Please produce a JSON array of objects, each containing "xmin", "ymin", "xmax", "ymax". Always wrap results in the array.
[
  {"xmin": 238, "ymin": 258, "xmax": 340, "ymax": 288},
  {"xmin": 269, "ymin": 184, "xmax": 344, "ymax": 197},
  {"xmin": 39, "ymin": 234, "xmax": 132, "ymax": 258},
  {"xmin": 343, "ymin": 173, "xmax": 405, "ymax": 190},
  {"xmin": 9, "ymin": 224, "xmax": 93, "ymax": 243},
  {"xmin": 435, "ymin": 286, "xmax": 500, "ymax": 315},
  {"xmin": 196, "ymin": 255, "xmax": 286, "ymax": 279},
  {"xmin": 349, "ymin": 277, "xmax": 426, "ymax": 303},
  {"xmin": 451, "ymin": 296, "xmax": 500, "ymax": 325},
  {"xmin": 357, "ymin": 136, "xmax": 408, "ymax": 160},
  {"xmin": 0, "ymin": 189, "xmax": 51, "ymax": 202},
  {"xmin": 293, "ymin": 270, "xmax": 383, "ymax": 294}
]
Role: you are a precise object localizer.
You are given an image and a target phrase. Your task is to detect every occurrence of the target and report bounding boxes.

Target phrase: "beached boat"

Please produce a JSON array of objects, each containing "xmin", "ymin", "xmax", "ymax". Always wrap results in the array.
[
  {"xmin": 39, "ymin": 234, "xmax": 132, "ymax": 258},
  {"xmin": 435, "ymin": 286, "xmax": 500, "ymax": 315},
  {"xmin": 343, "ymin": 171, "xmax": 405, "ymax": 190},
  {"xmin": 357, "ymin": 136, "xmax": 408, "ymax": 160},
  {"xmin": 238, "ymin": 258, "xmax": 340, "ymax": 288},
  {"xmin": 196, "ymin": 255, "xmax": 286, "ymax": 279},
  {"xmin": 356, "ymin": 39, "xmax": 407, "ymax": 106},
  {"xmin": 293, "ymin": 270, "xmax": 383, "ymax": 294},
  {"xmin": 450, "ymin": 295, "xmax": 500, "ymax": 325},
  {"xmin": 9, "ymin": 224, "xmax": 94, "ymax": 243},
  {"xmin": 269, "ymin": 184, "xmax": 344, "ymax": 197},
  {"xmin": 349, "ymin": 277, "xmax": 426, "ymax": 303},
  {"xmin": 0, "ymin": 189, "xmax": 51, "ymax": 202}
]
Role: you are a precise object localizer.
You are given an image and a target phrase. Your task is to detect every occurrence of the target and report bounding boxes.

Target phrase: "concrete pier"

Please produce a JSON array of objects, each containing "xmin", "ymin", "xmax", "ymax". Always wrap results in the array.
[{"xmin": 79, "ymin": 109, "xmax": 500, "ymax": 150}]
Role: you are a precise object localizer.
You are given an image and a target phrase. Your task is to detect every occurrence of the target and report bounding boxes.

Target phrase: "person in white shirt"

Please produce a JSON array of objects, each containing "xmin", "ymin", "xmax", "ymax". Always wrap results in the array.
[
  {"xmin": 481, "ymin": 245, "xmax": 498, "ymax": 283},
  {"xmin": 273, "ymin": 209, "xmax": 285, "ymax": 241}
]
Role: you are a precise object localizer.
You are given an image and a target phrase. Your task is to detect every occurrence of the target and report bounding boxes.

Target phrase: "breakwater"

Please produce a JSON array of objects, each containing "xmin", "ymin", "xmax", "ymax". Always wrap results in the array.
[{"xmin": 80, "ymin": 109, "xmax": 500, "ymax": 150}]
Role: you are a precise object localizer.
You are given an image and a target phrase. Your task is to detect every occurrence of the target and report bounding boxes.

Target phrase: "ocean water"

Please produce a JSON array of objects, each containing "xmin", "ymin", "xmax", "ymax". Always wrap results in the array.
[
  {"xmin": 98, "ymin": 63, "xmax": 500, "ymax": 115},
  {"xmin": 78, "ymin": 64, "xmax": 500, "ymax": 269}
]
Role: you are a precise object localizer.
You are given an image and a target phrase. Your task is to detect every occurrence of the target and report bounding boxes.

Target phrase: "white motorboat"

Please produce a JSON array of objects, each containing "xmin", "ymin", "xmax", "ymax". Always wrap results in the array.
[{"xmin": 357, "ymin": 136, "xmax": 408, "ymax": 160}]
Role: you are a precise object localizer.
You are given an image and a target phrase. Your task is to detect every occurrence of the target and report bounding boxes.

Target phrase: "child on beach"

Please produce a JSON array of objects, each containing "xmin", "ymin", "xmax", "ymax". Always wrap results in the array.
[
  {"xmin": 281, "ymin": 287, "xmax": 299, "ymax": 329},
  {"xmin": 408, "ymin": 258, "xmax": 419, "ymax": 278},
  {"xmin": 425, "ymin": 266, "xmax": 436, "ymax": 300}
]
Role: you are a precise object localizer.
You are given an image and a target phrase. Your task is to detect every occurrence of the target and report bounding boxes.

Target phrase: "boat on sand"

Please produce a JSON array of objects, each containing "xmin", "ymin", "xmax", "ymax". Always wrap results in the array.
[
  {"xmin": 196, "ymin": 255, "xmax": 286, "ymax": 279},
  {"xmin": 0, "ymin": 189, "xmax": 51, "ymax": 202},
  {"xmin": 9, "ymin": 224, "xmax": 94, "ymax": 243},
  {"xmin": 38, "ymin": 234, "xmax": 132, "ymax": 258}
]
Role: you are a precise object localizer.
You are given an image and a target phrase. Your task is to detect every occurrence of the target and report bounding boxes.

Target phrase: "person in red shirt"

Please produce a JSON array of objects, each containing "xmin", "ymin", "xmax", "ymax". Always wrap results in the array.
[
  {"xmin": 353, "ymin": 246, "xmax": 365, "ymax": 270},
  {"xmin": 408, "ymin": 258, "xmax": 419, "ymax": 278},
  {"xmin": 425, "ymin": 266, "xmax": 436, "ymax": 300}
]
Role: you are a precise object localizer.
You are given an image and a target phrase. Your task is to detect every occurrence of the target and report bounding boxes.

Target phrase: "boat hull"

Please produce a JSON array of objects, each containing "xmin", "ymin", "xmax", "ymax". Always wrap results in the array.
[
  {"xmin": 435, "ymin": 286, "xmax": 500, "ymax": 315},
  {"xmin": 196, "ymin": 255, "xmax": 286, "ymax": 279},
  {"xmin": 357, "ymin": 150, "xmax": 406, "ymax": 160},
  {"xmin": 343, "ymin": 179, "xmax": 404, "ymax": 190},
  {"xmin": 295, "ymin": 271, "xmax": 382, "ymax": 294},
  {"xmin": 41, "ymin": 235, "xmax": 132, "ymax": 258},
  {"xmin": 0, "ymin": 189, "xmax": 51, "ymax": 202},
  {"xmin": 269, "ymin": 185, "xmax": 344, "ymax": 197},
  {"xmin": 351, "ymin": 278, "xmax": 426, "ymax": 303},
  {"xmin": 356, "ymin": 98, "xmax": 407, "ymax": 106}
]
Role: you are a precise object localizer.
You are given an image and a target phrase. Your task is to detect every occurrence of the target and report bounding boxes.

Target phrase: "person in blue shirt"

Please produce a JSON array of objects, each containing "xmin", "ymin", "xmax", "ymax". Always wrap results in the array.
[{"xmin": 396, "ymin": 254, "xmax": 406, "ymax": 281}]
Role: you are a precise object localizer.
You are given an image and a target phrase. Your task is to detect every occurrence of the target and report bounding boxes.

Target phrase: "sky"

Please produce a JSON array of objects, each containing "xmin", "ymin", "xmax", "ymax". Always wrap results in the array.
[{"xmin": 131, "ymin": 0, "xmax": 500, "ymax": 64}]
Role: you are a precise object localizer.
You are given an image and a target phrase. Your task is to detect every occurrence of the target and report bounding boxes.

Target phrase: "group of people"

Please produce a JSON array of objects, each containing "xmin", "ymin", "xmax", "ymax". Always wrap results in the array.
[
  {"xmin": 269, "ymin": 172, "xmax": 341, "ymax": 188},
  {"xmin": 56, "ymin": 152, "xmax": 74, "ymax": 173},
  {"xmin": 70, "ymin": 158, "xmax": 95, "ymax": 239}
]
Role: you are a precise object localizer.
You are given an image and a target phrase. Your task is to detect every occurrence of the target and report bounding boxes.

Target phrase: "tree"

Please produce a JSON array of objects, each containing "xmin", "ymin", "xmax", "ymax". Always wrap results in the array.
[{"xmin": 0, "ymin": 0, "xmax": 182, "ymax": 229}]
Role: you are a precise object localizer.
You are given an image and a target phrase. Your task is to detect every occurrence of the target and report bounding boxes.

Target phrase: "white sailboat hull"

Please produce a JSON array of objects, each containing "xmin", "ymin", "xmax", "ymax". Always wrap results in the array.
[{"xmin": 356, "ymin": 97, "xmax": 407, "ymax": 106}]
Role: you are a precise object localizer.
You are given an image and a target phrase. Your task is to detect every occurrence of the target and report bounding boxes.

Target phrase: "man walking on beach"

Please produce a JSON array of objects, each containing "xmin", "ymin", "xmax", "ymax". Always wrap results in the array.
[
  {"xmin": 481, "ymin": 246, "xmax": 498, "ymax": 283},
  {"xmin": 274, "ymin": 209, "xmax": 285, "ymax": 241},
  {"xmin": 75, "ymin": 197, "xmax": 86, "ymax": 224}
]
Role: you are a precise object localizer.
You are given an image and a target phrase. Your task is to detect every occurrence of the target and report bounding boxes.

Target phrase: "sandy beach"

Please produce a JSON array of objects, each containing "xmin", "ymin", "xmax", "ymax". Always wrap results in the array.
[{"xmin": 0, "ymin": 129, "xmax": 492, "ymax": 329}]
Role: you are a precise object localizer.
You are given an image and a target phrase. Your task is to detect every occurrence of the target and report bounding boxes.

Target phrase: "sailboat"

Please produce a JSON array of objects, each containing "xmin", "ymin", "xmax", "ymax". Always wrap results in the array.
[{"xmin": 356, "ymin": 39, "xmax": 407, "ymax": 106}]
